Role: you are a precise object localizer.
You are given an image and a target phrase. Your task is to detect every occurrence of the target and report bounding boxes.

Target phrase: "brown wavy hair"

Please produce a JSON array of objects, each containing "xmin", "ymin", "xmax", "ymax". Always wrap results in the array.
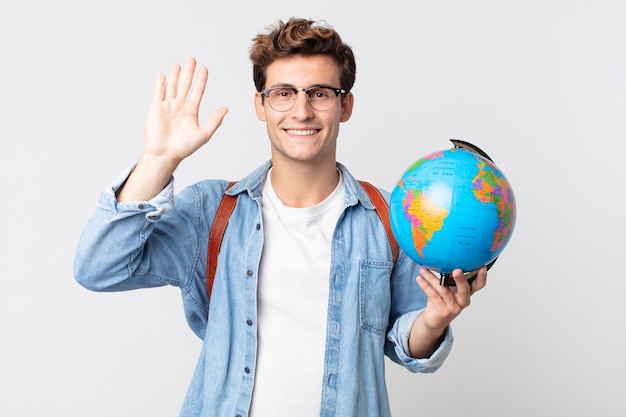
[{"xmin": 249, "ymin": 17, "xmax": 356, "ymax": 93}]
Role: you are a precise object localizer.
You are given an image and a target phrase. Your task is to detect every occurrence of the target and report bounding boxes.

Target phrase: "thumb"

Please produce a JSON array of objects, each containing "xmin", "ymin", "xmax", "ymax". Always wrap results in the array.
[{"xmin": 201, "ymin": 107, "xmax": 229, "ymax": 139}]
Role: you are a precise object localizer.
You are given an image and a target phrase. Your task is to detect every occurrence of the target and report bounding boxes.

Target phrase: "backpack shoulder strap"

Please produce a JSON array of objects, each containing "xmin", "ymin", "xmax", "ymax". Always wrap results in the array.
[
  {"xmin": 358, "ymin": 181, "xmax": 399, "ymax": 265},
  {"xmin": 206, "ymin": 180, "xmax": 400, "ymax": 300},
  {"xmin": 206, "ymin": 181, "xmax": 237, "ymax": 299}
]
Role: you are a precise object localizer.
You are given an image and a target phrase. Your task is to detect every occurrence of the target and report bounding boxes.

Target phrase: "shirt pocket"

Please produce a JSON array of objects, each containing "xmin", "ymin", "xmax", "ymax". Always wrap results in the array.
[{"xmin": 359, "ymin": 259, "xmax": 392, "ymax": 335}]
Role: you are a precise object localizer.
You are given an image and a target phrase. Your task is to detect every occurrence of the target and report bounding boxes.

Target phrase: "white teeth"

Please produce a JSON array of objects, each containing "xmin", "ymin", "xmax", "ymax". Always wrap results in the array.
[{"xmin": 287, "ymin": 129, "xmax": 317, "ymax": 136}]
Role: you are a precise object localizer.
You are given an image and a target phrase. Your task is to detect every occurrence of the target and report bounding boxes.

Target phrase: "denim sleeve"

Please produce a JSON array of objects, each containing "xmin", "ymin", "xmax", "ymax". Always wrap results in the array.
[
  {"xmin": 107, "ymin": 163, "xmax": 176, "ymax": 222},
  {"xmin": 386, "ymin": 309, "xmax": 453, "ymax": 373},
  {"xmin": 73, "ymin": 163, "xmax": 198, "ymax": 292}
]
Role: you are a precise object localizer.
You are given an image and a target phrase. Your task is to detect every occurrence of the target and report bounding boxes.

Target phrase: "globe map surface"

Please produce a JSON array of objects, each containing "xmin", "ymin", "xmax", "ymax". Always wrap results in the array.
[{"xmin": 389, "ymin": 146, "xmax": 516, "ymax": 275}]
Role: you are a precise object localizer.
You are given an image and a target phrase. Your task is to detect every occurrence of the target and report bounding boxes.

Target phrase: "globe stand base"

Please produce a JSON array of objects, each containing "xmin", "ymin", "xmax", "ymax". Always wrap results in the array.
[
  {"xmin": 438, "ymin": 258, "xmax": 498, "ymax": 286},
  {"xmin": 439, "ymin": 273, "xmax": 458, "ymax": 286}
]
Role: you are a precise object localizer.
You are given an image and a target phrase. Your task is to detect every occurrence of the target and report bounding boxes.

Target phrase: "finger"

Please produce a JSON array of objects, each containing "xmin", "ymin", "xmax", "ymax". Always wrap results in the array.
[
  {"xmin": 416, "ymin": 272, "xmax": 458, "ymax": 317},
  {"xmin": 188, "ymin": 66, "xmax": 208, "ymax": 105},
  {"xmin": 451, "ymin": 269, "xmax": 471, "ymax": 294},
  {"xmin": 417, "ymin": 268, "xmax": 456, "ymax": 306},
  {"xmin": 164, "ymin": 63, "xmax": 182, "ymax": 99},
  {"xmin": 450, "ymin": 269, "xmax": 472, "ymax": 307},
  {"xmin": 418, "ymin": 267, "xmax": 441, "ymax": 289},
  {"xmin": 152, "ymin": 73, "xmax": 166, "ymax": 101},
  {"xmin": 416, "ymin": 274, "xmax": 444, "ymax": 305},
  {"xmin": 176, "ymin": 57, "xmax": 197, "ymax": 101},
  {"xmin": 470, "ymin": 266, "xmax": 488, "ymax": 293}
]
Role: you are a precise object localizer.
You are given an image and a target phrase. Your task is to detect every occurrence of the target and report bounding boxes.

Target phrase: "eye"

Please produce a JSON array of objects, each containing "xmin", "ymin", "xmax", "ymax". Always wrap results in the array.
[
  {"xmin": 271, "ymin": 88, "xmax": 295, "ymax": 98},
  {"xmin": 309, "ymin": 88, "xmax": 332, "ymax": 99}
]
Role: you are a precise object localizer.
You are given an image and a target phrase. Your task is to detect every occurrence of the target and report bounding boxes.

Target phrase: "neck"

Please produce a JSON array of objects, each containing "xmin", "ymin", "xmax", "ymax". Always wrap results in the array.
[{"xmin": 269, "ymin": 160, "xmax": 340, "ymax": 208}]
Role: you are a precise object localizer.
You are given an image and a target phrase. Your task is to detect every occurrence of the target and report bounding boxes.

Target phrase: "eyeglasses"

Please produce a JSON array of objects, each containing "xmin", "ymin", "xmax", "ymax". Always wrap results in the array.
[{"xmin": 260, "ymin": 85, "xmax": 346, "ymax": 112}]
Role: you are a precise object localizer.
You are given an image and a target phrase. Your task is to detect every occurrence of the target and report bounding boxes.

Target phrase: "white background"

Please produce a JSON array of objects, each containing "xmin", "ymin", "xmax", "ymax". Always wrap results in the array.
[{"xmin": 1, "ymin": 0, "xmax": 625, "ymax": 416}]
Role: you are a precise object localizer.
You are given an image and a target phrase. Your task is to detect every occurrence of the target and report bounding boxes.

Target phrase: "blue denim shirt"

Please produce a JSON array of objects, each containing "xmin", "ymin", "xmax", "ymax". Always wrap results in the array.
[{"xmin": 74, "ymin": 160, "xmax": 453, "ymax": 417}]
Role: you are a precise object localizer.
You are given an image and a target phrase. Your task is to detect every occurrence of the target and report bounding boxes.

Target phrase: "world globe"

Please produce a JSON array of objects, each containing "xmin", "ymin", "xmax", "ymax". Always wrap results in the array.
[{"xmin": 389, "ymin": 140, "xmax": 516, "ymax": 285}]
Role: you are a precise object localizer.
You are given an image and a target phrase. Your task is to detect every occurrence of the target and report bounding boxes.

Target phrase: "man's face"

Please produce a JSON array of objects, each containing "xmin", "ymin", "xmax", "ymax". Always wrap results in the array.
[{"xmin": 254, "ymin": 54, "xmax": 354, "ymax": 167}]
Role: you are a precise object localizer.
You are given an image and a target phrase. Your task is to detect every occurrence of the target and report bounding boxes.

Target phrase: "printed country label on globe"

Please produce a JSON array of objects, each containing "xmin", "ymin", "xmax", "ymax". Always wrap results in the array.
[{"xmin": 389, "ymin": 143, "xmax": 516, "ymax": 277}]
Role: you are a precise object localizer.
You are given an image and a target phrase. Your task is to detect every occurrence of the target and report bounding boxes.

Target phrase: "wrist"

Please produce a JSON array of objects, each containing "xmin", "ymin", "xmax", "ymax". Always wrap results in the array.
[
  {"xmin": 116, "ymin": 153, "xmax": 178, "ymax": 202},
  {"xmin": 408, "ymin": 313, "xmax": 448, "ymax": 359}
]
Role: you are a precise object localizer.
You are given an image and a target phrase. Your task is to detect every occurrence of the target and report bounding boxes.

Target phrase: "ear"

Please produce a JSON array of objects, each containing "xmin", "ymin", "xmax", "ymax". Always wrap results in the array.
[
  {"xmin": 254, "ymin": 92, "xmax": 266, "ymax": 121},
  {"xmin": 340, "ymin": 92, "xmax": 354, "ymax": 122}
]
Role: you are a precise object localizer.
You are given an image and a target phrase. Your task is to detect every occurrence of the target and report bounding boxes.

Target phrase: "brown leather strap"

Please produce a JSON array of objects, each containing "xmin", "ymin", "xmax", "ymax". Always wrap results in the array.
[
  {"xmin": 358, "ymin": 181, "xmax": 399, "ymax": 264},
  {"xmin": 206, "ymin": 181, "xmax": 237, "ymax": 299},
  {"xmin": 206, "ymin": 180, "xmax": 399, "ymax": 301}
]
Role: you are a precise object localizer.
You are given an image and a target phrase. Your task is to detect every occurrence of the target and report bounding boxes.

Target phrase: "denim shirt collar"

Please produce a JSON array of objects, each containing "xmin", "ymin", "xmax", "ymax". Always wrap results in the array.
[{"xmin": 226, "ymin": 159, "xmax": 377, "ymax": 210}]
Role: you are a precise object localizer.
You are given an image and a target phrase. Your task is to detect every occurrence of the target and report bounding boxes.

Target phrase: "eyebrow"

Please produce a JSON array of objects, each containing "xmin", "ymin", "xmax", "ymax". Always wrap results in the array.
[
  {"xmin": 268, "ymin": 83, "xmax": 296, "ymax": 88},
  {"xmin": 266, "ymin": 84, "xmax": 336, "ymax": 89}
]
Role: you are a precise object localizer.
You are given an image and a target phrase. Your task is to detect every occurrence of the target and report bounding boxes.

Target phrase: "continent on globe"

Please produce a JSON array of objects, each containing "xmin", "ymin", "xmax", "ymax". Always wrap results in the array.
[
  {"xmin": 472, "ymin": 158, "xmax": 516, "ymax": 253},
  {"xmin": 389, "ymin": 140, "xmax": 516, "ymax": 285},
  {"xmin": 402, "ymin": 182, "xmax": 448, "ymax": 258}
]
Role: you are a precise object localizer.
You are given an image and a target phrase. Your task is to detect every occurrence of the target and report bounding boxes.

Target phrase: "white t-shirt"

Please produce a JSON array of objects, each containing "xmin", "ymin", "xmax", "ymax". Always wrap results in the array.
[{"xmin": 249, "ymin": 170, "xmax": 345, "ymax": 416}]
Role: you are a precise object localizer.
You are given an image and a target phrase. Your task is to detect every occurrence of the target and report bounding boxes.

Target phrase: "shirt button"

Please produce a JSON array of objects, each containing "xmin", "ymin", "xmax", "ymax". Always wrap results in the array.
[
  {"xmin": 246, "ymin": 270, "xmax": 253, "ymax": 276},
  {"xmin": 328, "ymin": 373, "xmax": 336, "ymax": 386},
  {"xmin": 246, "ymin": 319, "xmax": 253, "ymax": 326},
  {"xmin": 138, "ymin": 204, "xmax": 145, "ymax": 210},
  {"xmin": 256, "ymin": 223, "xmax": 261, "ymax": 230},
  {"xmin": 244, "ymin": 367, "xmax": 250, "ymax": 374},
  {"xmin": 236, "ymin": 415, "xmax": 242, "ymax": 417}
]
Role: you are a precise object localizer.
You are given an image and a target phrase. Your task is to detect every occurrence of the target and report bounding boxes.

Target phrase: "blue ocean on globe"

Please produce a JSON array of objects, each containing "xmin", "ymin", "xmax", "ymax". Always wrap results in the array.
[{"xmin": 389, "ymin": 146, "xmax": 516, "ymax": 275}]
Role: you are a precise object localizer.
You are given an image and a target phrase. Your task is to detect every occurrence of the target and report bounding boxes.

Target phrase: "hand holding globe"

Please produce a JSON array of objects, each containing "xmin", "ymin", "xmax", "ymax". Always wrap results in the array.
[{"xmin": 389, "ymin": 140, "xmax": 516, "ymax": 286}]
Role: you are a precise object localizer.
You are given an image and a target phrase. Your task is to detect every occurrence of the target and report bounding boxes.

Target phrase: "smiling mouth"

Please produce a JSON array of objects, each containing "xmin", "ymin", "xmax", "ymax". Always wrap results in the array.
[{"xmin": 286, "ymin": 129, "xmax": 319, "ymax": 136}]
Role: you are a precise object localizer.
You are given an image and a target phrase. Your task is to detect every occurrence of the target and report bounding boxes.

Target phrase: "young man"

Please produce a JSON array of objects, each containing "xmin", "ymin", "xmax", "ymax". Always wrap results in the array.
[{"xmin": 74, "ymin": 17, "xmax": 487, "ymax": 417}]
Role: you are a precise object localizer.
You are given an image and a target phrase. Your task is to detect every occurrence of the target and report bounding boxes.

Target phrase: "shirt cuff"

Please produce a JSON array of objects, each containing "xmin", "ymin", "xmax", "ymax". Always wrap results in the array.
[
  {"xmin": 99, "ymin": 162, "xmax": 175, "ymax": 222},
  {"xmin": 388, "ymin": 309, "xmax": 454, "ymax": 373}
]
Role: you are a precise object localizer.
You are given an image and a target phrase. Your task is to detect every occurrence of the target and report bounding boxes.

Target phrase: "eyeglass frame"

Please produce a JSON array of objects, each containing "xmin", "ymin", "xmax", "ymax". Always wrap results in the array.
[{"xmin": 260, "ymin": 85, "xmax": 347, "ymax": 112}]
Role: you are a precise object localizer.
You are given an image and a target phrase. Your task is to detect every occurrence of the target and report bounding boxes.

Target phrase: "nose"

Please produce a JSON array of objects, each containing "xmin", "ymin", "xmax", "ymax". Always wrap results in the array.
[{"xmin": 291, "ymin": 89, "xmax": 315, "ymax": 118}]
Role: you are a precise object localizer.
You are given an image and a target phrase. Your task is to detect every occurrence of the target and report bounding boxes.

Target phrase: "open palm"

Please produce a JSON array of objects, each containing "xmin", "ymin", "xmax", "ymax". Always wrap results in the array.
[{"xmin": 144, "ymin": 57, "xmax": 228, "ymax": 163}]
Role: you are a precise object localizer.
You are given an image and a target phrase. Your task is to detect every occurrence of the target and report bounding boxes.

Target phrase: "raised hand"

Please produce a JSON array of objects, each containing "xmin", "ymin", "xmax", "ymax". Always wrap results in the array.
[
  {"xmin": 145, "ymin": 57, "xmax": 228, "ymax": 164},
  {"xmin": 118, "ymin": 58, "xmax": 228, "ymax": 202}
]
